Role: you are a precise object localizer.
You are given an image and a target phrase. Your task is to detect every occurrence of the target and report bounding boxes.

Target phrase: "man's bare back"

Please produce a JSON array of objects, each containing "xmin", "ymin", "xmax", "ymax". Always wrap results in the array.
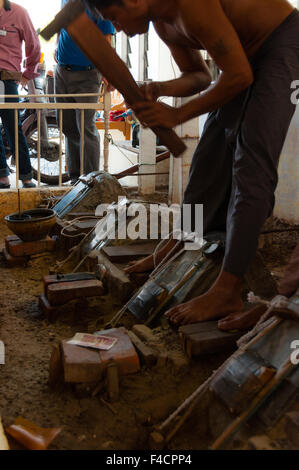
[{"xmin": 156, "ymin": 0, "xmax": 294, "ymax": 57}]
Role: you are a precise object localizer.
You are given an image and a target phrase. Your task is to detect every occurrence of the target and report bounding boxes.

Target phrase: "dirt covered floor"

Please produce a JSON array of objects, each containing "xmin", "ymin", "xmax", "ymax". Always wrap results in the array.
[{"xmin": 0, "ymin": 219, "xmax": 298, "ymax": 450}]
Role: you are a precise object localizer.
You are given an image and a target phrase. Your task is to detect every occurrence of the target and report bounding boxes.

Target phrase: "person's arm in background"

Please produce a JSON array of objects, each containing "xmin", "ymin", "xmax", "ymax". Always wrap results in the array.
[
  {"xmin": 54, "ymin": 33, "xmax": 60, "ymax": 64},
  {"xmin": 19, "ymin": 7, "xmax": 41, "ymax": 88},
  {"xmin": 98, "ymin": 19, "xmax": 115, "ymax": 91}
]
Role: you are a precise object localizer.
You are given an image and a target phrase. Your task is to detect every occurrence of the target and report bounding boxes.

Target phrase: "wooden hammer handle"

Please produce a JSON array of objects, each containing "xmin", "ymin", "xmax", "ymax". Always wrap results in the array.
[{"xmin": 67, "ymin": 13, "xmax": 186, "ymax": 158}]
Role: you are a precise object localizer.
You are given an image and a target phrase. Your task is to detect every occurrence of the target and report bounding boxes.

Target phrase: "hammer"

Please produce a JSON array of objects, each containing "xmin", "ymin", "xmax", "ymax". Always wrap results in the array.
[{"xmin": 40, "ymin": 0, "xmax": 187, "ymax": 158}]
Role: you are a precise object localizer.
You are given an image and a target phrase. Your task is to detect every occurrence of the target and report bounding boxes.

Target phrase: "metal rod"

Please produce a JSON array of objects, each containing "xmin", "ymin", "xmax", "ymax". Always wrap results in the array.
[
  {"xmin": 0, "ymin": 93, "xmax": 103, "ymax": 99},
  {"xmin": 117, "ymin": 172, "xmax": 169, "ymax": 177},
  {"xmin": 80, "ymin": 109, "xmax": 85, "ymax": 176},
  {"xmin": 0, "ymin": 103, "xmax": 102, "ymax": 110},
  {"xmin": 14, "ymin": 109, "xmax": 19, "ymax": 189},
  {"xmin": 59, "ymin": 109, "xmax": 63, "ymax": 187},
  {"xmin": 37, "ymin": 109, "xmax": 41, "ymax": 188},
  {"xmin": 103, "ymin": 87, "xmax": 111, "ymax": 172},
  {"xmin": 17, "ymin": 189, "xmax": 21, "ymax": 215}
]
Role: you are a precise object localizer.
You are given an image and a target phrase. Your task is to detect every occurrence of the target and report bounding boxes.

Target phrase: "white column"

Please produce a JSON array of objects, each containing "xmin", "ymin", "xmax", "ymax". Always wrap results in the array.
[
  {"xmin": 119, "ymin": 32, "xmax": 128, "ymax": 63},
  {"xmin": 103, "ymin": 88, "xmax": 111, "ymax": 173},
  {"xmin": 138, "ymin": 126, "xmax": 156, "ymax": 194},
  {"xmin": 138, "ymin": 34, "xmax": 145, "ymax": 82},
  {"xmin": 169, "ymin": 97, "xmax": 199, "ymax": 204}
]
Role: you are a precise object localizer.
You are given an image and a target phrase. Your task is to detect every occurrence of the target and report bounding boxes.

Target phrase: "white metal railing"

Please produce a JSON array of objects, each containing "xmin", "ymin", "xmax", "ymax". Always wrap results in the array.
[{"xmin": 0, "ymin": 90, "xmax": 111, "ymax": 188}]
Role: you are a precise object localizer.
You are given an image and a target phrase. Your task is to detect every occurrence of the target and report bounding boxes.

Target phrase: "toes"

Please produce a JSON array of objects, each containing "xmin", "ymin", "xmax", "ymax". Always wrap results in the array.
[{"xmin": 165, "ymin": 306, "xmax": 180, "ymax": 318}]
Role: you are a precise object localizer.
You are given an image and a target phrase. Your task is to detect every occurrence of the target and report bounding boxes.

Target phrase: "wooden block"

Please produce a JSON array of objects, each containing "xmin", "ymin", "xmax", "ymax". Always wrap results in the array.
[
  {"xmin": 92, "ymin": 251, "xmax": 133, "ymax": 303},
  {"xmin": 61, "ymin": 340, "xmax": 103, "ymax": 383},
  {"xmin": 43, "ymin": 272, "xmax": 96, "ymax": 295},
  {"xmin": 179, "ymin": 321, "xmax": 243, "ymax": 358},
  {"xmin": 47, "ymin": 279, "xmax": 104, "ymax": 306},
  {"xmin": 2, "ymin": 248, "xmax": 28, "ymax": 267},
  {"xmin": 6, "ymin": 236, "xmax": 56, "ymax": 258},
  {"xmin": 97, "ymin": 327, "xmax": 140, "ymax": 375},
  {"xmin": 60, "ymin": 328, "xmax": 140, "ymax": 383},
  {"xmin": 285, "ymin": 412, "xmax": 299, "ymax": 448},
  {"xmin": 102, "ymin": 242, "xmax": 157, "ymax": 264},
  {"xmin": 128, "ymin": 330, "xmax": 157, "ymax": 367}
]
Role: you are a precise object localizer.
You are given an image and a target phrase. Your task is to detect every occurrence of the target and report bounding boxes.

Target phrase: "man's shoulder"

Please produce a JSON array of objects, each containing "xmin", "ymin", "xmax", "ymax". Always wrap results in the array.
[{"xmin": 10, "ymin": 2, "xmax": 28, "ymax": 16}]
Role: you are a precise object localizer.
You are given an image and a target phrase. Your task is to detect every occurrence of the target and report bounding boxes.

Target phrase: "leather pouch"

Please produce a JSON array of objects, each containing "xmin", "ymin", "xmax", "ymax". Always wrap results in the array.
[{"xmin": 0, "ymin": 70, "xmax": 22, "ymax": 81}]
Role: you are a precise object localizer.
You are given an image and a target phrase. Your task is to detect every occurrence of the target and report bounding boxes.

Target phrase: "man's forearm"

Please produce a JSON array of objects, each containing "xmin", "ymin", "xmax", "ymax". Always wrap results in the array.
[
  {"xmin": 178, "ymin": 71, "xmax": 253, "ymax": 123},
  {"xmin": 158, "ymin": 71, "xmax": 211, "ymax": 98}
]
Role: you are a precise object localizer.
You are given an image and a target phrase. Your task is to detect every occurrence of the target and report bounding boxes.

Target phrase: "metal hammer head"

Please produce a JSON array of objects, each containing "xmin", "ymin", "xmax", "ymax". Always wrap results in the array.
[{"xmin": 40, "ymin": 0, "xmax": 85, "ymax": 41}]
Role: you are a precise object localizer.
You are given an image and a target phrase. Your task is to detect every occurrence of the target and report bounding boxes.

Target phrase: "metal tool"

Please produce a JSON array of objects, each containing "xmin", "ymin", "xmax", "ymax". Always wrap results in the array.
[{"xmin": 40, "ymin": 1, "xmax": 186, "ymax": 158}]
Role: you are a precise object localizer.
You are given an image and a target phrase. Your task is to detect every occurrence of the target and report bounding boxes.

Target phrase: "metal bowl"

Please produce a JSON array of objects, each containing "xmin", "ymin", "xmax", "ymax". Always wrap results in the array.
[{"xmin": 5, "ymin": 208, "xmax": 57, "ymax": 242}]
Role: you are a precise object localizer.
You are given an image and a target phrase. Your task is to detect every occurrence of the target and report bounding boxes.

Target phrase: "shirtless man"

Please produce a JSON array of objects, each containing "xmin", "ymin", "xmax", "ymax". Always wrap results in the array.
[{"xmin": 87, "ymin": 0, "xmax": 299, "ymax": 329}]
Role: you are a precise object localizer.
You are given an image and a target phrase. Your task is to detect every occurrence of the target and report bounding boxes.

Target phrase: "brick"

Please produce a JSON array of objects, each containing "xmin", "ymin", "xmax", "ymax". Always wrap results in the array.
[
  {"xmin": 179, "ymin": 322, "xmax": 243, "ymax": 358},
  {"xmin": 61, "ymin": 340, "xmax": 103, "ymax": 383},
  {"xmin": 5, "ymin": 234, "xmax": 19, "ymax": 251},
  {"xmin": 59, "ymin": 328, "xmax": 140, "ymax": 384},
  {"xmin": 96, "ymin": 327, "xmax": 141, "ymax": 375},
  {"xmin": 6, "ymin": 236, "xmax": 56, "ymax": 258},
  {"xmin": 128, "ymin": 331, "xmax": 157, "ymax": 367},
  {"xmin": 248, "ymin": 435, "xmax": 278, "ymax": 450},
  {"xmin": 2, "ymin": 248, "xmax": 28, "ymax": 268},
  {"xmin": 47, "ymin": 279, "xmax": 104, "ymax": 306},
  {"xmin": 90, "ymin": 251, "xmax": 133, "ymax": 303},
  {"xmin": 285, "ymin": 412, "xmax": 299, "ymax": 448},
  {"xmin": 43, "ymin": 272, "xmax": 96, "ymax": 295}
]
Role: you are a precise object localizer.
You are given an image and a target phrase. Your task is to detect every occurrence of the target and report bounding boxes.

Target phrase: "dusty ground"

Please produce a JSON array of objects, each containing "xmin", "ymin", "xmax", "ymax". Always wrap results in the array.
[{"xmin": 0, "ymin": 219, "xmax": 298, "ymax": 450}]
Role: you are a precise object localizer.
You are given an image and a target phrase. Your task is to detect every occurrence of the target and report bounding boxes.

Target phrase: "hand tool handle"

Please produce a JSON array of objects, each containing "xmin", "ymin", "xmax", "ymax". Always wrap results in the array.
[{"xmin": 67, "ymin": 13, "xmax": 186, "ymax": 158}]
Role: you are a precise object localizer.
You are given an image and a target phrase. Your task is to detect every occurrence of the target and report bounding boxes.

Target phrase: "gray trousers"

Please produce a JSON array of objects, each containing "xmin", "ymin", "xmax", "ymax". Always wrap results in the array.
[
  {"xmin": 184, "ymin": 10, "xmax": 299, "ymax": 278},
  {"xmin": 54, "ymin": 64, "xmax": 102, "ymax": 179}
]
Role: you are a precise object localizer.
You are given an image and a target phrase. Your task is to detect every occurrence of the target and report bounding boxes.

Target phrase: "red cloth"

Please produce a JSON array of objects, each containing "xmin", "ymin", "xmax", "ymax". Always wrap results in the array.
[{"xmin": 278, "ymin": 241, "xmax": 299, "ymax": 297}]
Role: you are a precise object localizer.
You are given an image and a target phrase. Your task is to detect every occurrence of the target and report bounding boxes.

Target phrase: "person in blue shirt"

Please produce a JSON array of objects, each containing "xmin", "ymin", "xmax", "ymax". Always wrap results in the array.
[{"xmin": 54, "ymin": 0, "xmax": 114, "ymax": 184}]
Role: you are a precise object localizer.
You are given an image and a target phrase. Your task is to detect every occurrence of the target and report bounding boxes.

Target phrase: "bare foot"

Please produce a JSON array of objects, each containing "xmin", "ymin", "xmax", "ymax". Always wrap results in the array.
[
  {"xmin": 165, "ymin": 270, "xmax": 243, "ymax": 326},
  {"xmin": 124, "ymin": 239, "xmax": 183, "ymax": 274},
  {"xmin": 218, "ymin": 304, "xmax": 267, "ymax": 332}
]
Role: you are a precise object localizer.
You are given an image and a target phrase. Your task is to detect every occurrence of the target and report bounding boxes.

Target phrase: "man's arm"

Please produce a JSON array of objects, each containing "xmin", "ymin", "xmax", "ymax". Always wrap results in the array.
[
  {"xmin": 177, "ymin": 0, "xmax": 253, "ymax": 122},
  {"xmin": 134, "ymin": 0, "xmax": 254, "ymax": 127},
  {"xmin": 151, "ymin": 34, "xmax": 212, "ymax": 98},
  {"xmin": 20, "ymin": 9, "xmax": 41, "ymax": 81}
]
